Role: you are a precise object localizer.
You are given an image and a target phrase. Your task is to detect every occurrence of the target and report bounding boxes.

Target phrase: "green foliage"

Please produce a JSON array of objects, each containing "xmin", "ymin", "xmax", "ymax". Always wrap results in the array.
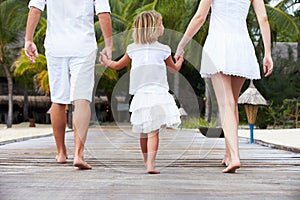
[
  {"xmin": 14, "ymin": 49, "xmax": 49, "ymax": 95},
  {"xmin": 181, "ymin": 116, "xmax": 218, "ymax": 129},
  {"xmin": 0, "ymin": 0, "xmax": 27, "ymax": 64},
  {"xmin": 256, "ymin": 98, "xmax": 300, "ymax": 128},
  {"xmin": 252, "ymin": 48, "xmax": 300, "ymax": 128}
]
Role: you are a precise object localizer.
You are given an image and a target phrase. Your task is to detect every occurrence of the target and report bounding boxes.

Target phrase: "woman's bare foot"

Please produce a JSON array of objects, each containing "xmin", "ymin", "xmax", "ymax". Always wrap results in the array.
[
  {"xmin": 221, "ymin": 158, "xmax": 229, "ymax": 166},
  {"xmin": 221, "ymin": 160, "xmax": 227, "ymax": 166},
  {"xmin": 73, "ymin": 157, "xmax": 92, "ymax": 170},
  {"xmin": 222, "ymin": 162, "xmax": 240, "ymax": 173},
  {"xmin": 55, "ymin": 154, "xmax": 67, "ymax": 164},
  {"xmin": 147, "ymin": 169, "xmax": 160, "ymax": 174}
]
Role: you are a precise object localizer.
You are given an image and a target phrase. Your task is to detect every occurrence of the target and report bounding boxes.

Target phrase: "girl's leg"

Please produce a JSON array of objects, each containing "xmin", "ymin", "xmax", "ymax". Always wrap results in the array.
[
  {"xmin": 211, "ymin": 73, "xmax": 244, "ymax": 173},
  {"xmin": 146, "ymin": 130, "xmax": 160, "ymax": 174},
  {"xmin": 140, "ymin": 133, "xmax": 148, "ymax": 168}
]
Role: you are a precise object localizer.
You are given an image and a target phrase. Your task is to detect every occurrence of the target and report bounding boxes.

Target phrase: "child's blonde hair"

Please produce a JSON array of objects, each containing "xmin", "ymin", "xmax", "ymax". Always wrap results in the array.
[{"xmin": 132, "ymin": 10, "xmax": 163, "ymax": 44}]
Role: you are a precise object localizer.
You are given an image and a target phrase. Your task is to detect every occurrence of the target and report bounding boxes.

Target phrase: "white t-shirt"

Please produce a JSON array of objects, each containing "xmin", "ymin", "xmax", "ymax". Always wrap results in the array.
[
  {"xmin": 127, "ymin": 42, "xmax": 171, "ymax": 95},
  {"xmin": 28, "ymin": 0, "xmax": 111, "ymax": 57}
]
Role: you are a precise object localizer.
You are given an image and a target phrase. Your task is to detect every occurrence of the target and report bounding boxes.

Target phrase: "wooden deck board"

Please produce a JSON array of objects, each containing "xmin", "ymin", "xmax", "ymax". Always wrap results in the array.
[{"xmin": 0, "ymin": 129, "xmax": 299, "ymax": 200}]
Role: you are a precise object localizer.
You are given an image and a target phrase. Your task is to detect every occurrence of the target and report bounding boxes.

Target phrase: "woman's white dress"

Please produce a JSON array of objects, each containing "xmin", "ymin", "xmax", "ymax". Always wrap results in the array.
[
  {"xmin": 127, "ymin": 42, "xmax": 181, "ymax": 133},
  {"xmin": 200, "ymin": 0, "xmax": 261, "ymax": 80}
]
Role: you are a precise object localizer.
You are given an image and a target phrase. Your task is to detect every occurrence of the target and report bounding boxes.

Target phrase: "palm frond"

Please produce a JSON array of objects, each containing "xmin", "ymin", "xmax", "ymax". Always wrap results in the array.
[
  {"xmin": 266, "ymin": 4, "xmax": 300, "ymax": 38},
  {"xmin": 14, "ymin": 49, "xmax": 47, "ymax": 76}
]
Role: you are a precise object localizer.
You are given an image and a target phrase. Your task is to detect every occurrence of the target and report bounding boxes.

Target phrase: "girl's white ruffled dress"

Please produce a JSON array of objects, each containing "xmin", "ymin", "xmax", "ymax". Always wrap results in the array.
[
  {"xmin": 127, "ymin": 42, "xmax": 181, "ymax": 133},
  {"xmin": 200, "ymin": 0, "xmax": 261, "ymax": 80}
]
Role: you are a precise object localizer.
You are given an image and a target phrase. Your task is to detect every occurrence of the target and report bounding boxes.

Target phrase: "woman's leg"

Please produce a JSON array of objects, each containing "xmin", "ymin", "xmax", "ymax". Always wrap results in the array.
[
  {"xmin": 221, "ymin": 76, "xmax": 245, "ymax": 166},
  {"xmin": 211, "ymin": 73, "xmax": 244, "ymax": 172},
  {"xmin": 146, "ymin": 130, "xmax": 160, "ymax": 174},
  {"xmin": 140, "ymin": 133, "xmax": 148, "ymax": 168}
]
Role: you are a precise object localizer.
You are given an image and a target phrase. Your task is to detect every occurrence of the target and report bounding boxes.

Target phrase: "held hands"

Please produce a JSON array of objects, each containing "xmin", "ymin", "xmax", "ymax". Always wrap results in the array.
[
  {"xmin": 174, "ymin": 46, "xmax": 185, "ymax": 62},
  {"xmin": 176, "ymin": 55, "xmax": 184, "ymax": 65},
  {"xmin": 24, "ymin": 41, "xmax": 38, "ymax": 63},
  {"xmin": 263, "ymin": 55, "xmax": 273, "ymax": 77},
  {"xmin": 99, "ymin": 46, "xmax": 112, "ymax": 66},
  {"xmin": 99, "ymin": 51, "xmax": 112, "ymax": 67}
]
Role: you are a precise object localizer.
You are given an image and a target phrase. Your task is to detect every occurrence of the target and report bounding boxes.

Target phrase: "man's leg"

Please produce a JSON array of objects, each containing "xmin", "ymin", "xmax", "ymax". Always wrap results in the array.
[
  {"xmin": 50, "ymin": 103, "xmax": 67, "ymax": 163},
  {"xmin": 72, "ymin": 99, "xmax": 92, "ymax": 169},
  {"xmin": 69, "ymin": 51, "xmax": 96, "ymax": 170}
]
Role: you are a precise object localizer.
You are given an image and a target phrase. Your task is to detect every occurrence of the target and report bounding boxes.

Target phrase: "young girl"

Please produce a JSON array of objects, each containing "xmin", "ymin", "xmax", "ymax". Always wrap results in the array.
[{"xmin": 100, "ymin": 10, "xmax": 184, "ymax": 174}]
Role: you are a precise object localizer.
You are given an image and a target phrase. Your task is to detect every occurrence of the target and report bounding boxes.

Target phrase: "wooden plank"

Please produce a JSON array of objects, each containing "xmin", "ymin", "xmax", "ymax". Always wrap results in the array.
[{"xmin": 0, "ymin": 128, "xmax": 299, "ymax": 200}]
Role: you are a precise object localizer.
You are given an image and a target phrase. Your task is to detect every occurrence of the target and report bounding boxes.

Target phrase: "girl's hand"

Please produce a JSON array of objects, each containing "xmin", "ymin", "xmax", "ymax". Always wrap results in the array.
[
  {"xmin": 263, "ymin": 54, "xmax": 273, "ymax": 77},
  {"xmin": 176, "ymin": 55, "xmax": 184, "ymax": 64}
]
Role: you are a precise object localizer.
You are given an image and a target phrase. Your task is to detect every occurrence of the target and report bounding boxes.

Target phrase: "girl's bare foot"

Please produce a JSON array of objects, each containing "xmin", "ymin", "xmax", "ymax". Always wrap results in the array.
[
  {"xmin": 73, "ymin": 157, "xmax": 92, "ymax": 170},
  {"xmin": 55, "ymin": 154, "xmax": 67, "ymax": 164},
  {"xmin": 222, "ymin": 162, "xmax": 240, "ymax": 173}
]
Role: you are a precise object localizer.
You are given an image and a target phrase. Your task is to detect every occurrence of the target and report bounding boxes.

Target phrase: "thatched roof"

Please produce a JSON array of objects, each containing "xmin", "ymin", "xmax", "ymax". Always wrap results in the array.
[
  {"xmin": 238, "ymin": 81, "xmax": 268, "ymax": 106},
  {"xmin": 0, "ymin": 95, "xmax": 51, "ymax": 107},
  {"xmin": 0, "ymin": 95, "xmax": 108, "ymax": 107}
]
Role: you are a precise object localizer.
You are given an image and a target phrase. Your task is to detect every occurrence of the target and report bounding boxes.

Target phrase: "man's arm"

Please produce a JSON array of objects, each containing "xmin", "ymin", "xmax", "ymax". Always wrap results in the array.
[
  {"xmin": 98, "ymin": 12, "xmax": 113, "ymax": 61},
  {"xmin": 25, "ymin": 7, "xmax": 41, "ymax": 63}
]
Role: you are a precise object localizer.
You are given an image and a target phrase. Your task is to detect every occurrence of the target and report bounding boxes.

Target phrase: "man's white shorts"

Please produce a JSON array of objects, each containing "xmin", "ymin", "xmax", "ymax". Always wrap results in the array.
[{"xmin": 46, "ymin": 50, "xmax": 97, "ymax": 104}]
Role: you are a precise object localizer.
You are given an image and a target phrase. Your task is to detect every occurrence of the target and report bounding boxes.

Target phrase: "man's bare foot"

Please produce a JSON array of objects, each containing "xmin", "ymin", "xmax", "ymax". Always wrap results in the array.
[
  {"xmin": 73, "ymin": 157, "xmax": 92, "ymax": 170},
  {"xmin": 55, "ymin": 154, "xmax": 67, "ymax": 164},
  {"xmin": 222, "ymin": 162, "xmax": 240, "ymax": 173},
  {"xmin": 147, "ymin": 169, "xmax": 160, "ymax": 174}
]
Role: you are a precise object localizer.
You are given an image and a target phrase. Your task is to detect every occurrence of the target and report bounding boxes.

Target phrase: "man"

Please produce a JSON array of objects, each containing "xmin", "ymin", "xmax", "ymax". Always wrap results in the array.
[{"xmin": 25, "ymin": 0, "xmax": 112, "ymax": 170}]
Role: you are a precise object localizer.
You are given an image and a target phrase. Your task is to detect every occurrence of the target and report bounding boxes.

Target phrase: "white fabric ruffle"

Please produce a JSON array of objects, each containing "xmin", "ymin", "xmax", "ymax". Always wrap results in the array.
[{"xmin": 129, "ymin": 92, "xmax": 181, "ymax": 133}]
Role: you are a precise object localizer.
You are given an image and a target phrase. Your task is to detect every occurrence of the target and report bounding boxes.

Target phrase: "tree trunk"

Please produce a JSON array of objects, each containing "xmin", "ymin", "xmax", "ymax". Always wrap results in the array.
[
  {"xmin": 205, "ymin": 79, "xmax": 212, "ymax": 122},
  {"xmin": 23, "ymin": 84, "xmax": 29, "ymax": 122},
  {"xmin": 2, "ymin": 62, "xmax": 13, "ymax": 128},
  {"xmin": 297, "ymin": 38, "xmax": 300, "ymax": 62}
]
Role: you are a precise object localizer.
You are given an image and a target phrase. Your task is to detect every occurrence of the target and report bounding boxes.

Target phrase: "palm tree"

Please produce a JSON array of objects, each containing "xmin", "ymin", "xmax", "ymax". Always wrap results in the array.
[
  {"xmin": 0, "ymin": 0, "xmax": 27, "ymax": 127},
  {"xmin": 14, "ymin": 49, "xmax": 49, "ymax": 95}
]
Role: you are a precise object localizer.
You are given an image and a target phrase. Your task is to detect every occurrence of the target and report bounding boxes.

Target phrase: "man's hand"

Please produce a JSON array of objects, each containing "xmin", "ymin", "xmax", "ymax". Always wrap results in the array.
[
  {"xmin": 25, "ymin": 41, "xmax": 38, "ymax": 63},
  {"xmin": 99, "ymin": 46, "xmax": 112, "ymax": 65}
]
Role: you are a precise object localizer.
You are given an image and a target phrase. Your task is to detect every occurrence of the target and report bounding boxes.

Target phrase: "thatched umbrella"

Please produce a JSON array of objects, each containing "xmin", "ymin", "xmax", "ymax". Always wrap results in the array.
[{"xmin": 238, "ymin": 80, "xmax": 268, "ymax": 143}]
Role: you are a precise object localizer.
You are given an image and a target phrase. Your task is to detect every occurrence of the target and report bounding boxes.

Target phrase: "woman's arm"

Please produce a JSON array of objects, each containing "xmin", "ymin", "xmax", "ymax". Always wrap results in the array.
[
  {"xmin": 165, "ymin": 55, "xmax": 184, "ymax": 72},
  {"xmin": 252, "ymin": 0, "xmax": 273, "ymax": 77},
  {"xmin": 100, "ymin": 52, "xmax": 131, "ymax": 70},
  {"xmin": 175, "ymin": 0, "xmax": 212, "ymax": 59}
]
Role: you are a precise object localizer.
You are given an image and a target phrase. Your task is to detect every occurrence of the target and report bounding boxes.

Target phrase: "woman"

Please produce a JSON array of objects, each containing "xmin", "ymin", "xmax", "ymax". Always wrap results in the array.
[{"xmin": 175, "ymin": 0, "xmax": 273, "ymax": 173}]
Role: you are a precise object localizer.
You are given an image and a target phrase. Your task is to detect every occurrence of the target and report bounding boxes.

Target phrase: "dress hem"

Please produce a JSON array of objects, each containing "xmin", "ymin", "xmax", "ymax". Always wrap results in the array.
[{"xmin": 200, "ymin": 70, "xmax": 261, "ymax": 80}]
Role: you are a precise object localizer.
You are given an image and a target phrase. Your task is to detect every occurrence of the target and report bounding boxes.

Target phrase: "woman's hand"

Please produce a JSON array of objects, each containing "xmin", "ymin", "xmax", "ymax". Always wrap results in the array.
[
  {"xmin": 174, "ymin": 46, "xmax": 185, "ymax": 62},
  {"xmin": 263, "ymin": 54, "xmax": 273, "ymax": 77}
]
